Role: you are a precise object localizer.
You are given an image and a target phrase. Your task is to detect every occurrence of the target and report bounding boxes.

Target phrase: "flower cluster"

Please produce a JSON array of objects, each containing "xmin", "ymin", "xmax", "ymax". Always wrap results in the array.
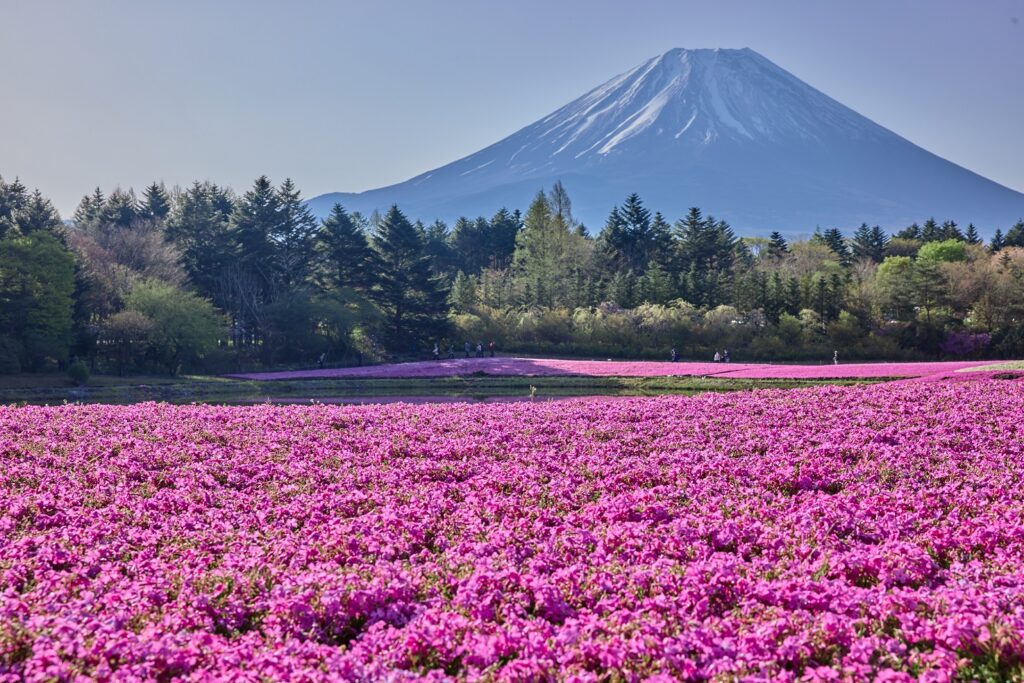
[
  {"xmin": 1, "ymin": 380, "xmax": 1023, "ymax": 680},
  {"xmin": 232, "ymin": 357, "xmax": 994, "ymax": 381}
]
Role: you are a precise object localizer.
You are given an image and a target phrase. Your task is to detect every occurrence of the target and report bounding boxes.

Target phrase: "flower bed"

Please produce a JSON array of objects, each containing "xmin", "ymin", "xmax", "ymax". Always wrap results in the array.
[
  {"xmin": 229, "ymin": 357, "xmax": 996, "ymax": 382},
  {"xmin": 2, "ymin": 381, "xmax": 1023, "ymax": 680}
]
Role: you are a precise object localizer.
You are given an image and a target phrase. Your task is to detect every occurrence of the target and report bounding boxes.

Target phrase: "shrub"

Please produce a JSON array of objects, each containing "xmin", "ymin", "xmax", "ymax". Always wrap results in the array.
[{"xmin": 67, "ymin": 360, "xmax": 90, "ymax": 386}]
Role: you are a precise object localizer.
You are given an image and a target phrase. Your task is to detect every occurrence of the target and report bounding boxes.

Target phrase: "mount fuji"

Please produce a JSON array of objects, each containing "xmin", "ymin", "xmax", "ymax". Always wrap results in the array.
[{"xmin": 308, "ymin": 48, "xmax": 1024, "ymax": 235}]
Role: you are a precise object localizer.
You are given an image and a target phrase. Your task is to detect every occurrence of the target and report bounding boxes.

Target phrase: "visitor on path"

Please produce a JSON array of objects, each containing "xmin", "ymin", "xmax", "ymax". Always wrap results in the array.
[
  {"xmin": 447, "ymin": 345, "xmax": 455, "ymax": 359},
  {"xmin": 723, "ymin": 349, "xmax": 730, "ymax": 363},
  {"xmin": 317, "ymin": 352, "xmax": 326, "ymax": 369},
  {"xmin": 464, "ymin": 341, "xmax": 471, "ymax": 358},
  {"xmin": 833, "ymin": 350, "xmax": 838, "ymax": 365},
  {"xmin": 714, "ymin": 351, "xmax": 722, "ymax": 362},
  {"xmin": 432, "ymin": 343, "xmax": 439, "ymax": 361},
  {"xmin": 476, "ymin": 342, "xmax": 484, "ymax": 358},
  {"xmin": 671, "ymin": 347, "xmax": 679, "ymax": 362},
  {"xmin": 488, "ymin": 340, "xmax": 496, "ymax": 357}
]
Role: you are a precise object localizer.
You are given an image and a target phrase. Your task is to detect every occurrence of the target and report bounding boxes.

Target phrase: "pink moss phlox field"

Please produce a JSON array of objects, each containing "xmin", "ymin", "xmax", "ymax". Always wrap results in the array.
[
  {"xmin": 229, "ymin": 357, "xmax": 994, "ymax": 381},
  {"xmin": 2, "ymin": 381, "xmax": 1024, "ymax": 681}
]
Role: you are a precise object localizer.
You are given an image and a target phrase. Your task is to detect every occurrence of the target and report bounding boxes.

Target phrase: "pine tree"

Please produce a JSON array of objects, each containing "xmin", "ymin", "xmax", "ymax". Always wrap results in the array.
[
  {"xmin": 317, "ymin": 203, "xmax": 376, "ymax": 292},
  {"xmin": 639, "ymin": 260, "xmax": 673, "ymax": 305},
  {"xmin": 370, "ymin": 205, "xmax": 450, "ymax": 347},
  {"xmin": 101, "ymin": 188, "xmax": 140, "ymax": 229},
  {"xmin": 0, "ymin": 176, "xmax": 29, "ymax": 239},
  {"xmin": 17, "ymin": 190, "xmax": 63, "ymax": 238},
  {"xmin": 142, "ymin": 182, "xmax": 171, "ymax": 221},
  {"xmin": 165, "ymin": 181, "xmax": 236, "ymax": 304},
  {"xmin": 598, "ymin": 193, "xmax": 665, "ymax": 273},
  {"xmin": 230, "ymin": 176, "xmax": 282, "ymax": 294},
  {"xmin": 895, "ymin": 222, "xmax": 922, "ymax": 241},
  {"xmin": 767, "ymin": 231, "xmax": 790, "ymax": 259},
  {"xmin": 1005, "ymin": 220, "xmax": 1024, "ymax": 248},
  {"xmin": 488, "ymin": 208, "xmax": 520, "ymax": 269},
  {"xmin": 920, "ymin": 218, "xmax": 941, "ymax": 242},
  {"xmin": 820, "ymin": 228, "xmax": 850, "ymax": 266},
  {"xmin": 965, "ymin": 223, "xmax": 982, "ymax": 245},
  {"xmin": 449, "ymin": 271, "xmax": 478, "ymax": 312},
  {"xmin": 990, "ymin": 229, "xmax": 1005, "ymax": 253},
  {"xmin": 940, "ymin": 220, "xmax": 964, "ymax": 242},
  {"xmin": 72, "ymin": 187, "xmax": 106, "ymax": 231},
  {"xmin": 850, "ymin": 223, "xmax": 888, "ymax": 263},
  {"xmin": 512, "ymin": 190, "xmax": 575, "ymax": 307},
  {"xmin": 273, "ymin": 178, "xmax": 319, "ymax": 289}
]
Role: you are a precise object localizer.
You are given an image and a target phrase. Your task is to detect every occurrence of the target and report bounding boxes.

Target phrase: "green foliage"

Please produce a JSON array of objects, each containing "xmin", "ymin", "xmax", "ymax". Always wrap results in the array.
[
  {"xmin": 369, "ymin": 206, "xmax": 450, "ymax": 349},
  {"xmin": 125, "ymin": 280, "xmax": 224, "ymax": 374},
  {"xmin": 0, "ymin": 232, "xmax": 76, "ymax": 369},
  {"xmin": 917, "ymin": 239, "xmax": 967, "ymax": 263},
  {"xmin": 67, "ymin": 360, "xmax": 90, "ymax": 386}
]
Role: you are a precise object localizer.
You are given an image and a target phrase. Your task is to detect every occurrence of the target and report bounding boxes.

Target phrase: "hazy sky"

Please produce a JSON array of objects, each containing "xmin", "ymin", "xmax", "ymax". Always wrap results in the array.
[{"xmin": 2, "ymin": 0, "xmax": 1022, "ymax": 216}]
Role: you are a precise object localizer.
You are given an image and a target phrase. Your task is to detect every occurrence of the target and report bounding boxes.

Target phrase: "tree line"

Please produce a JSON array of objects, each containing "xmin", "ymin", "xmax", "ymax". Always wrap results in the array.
[{"xmin": 1, "ymin": 173, "xmax": 1023, "ymax": 375}]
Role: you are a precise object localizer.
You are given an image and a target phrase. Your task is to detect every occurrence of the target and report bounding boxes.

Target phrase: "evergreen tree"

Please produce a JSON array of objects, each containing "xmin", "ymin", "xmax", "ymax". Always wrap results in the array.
[
  {"xmin": 675, "ymin": 208, "xmax": 738, "ymax": 307},
  {"xmin": 0, "ymin": 232, "xmax": 76, "ymax": 369},
  {"xmin": 450, "ymin": 216, "xmax": 490, "ymax": 274},
  {"xmin": 165, "ymin": 181, "xmax": 235, "ymax": 304},
  {"xmin": 965, "ymin": 223, "xmax": 982, "ymax": 245},
  {"xmin": 0, "ymin": 176, "xmax": 29, "ymax": 239},
  {"xmin": 639, "ymin": 260, "xmax": 673, "ymax": 305},
  {"xmin": 819, "ymin": 228, "xmax": 850, "ymax": 266},
  {"xmin": 895, "ymin": 222, "xmax": 922, "ymax": 241},
  {"xmin": 273, "ymin": 178, "xmax": 319, "ymax": 289},
  {"xmin": 1004, "ymin": 220, "xmax": 1024, "ymax": 248},
  {"xmin": 100, "ymin": 188, "xmax": 140, "ymax": 229},
  {"xmin": 850, "ymin": 223, "xmax": 888, "ymax": 263},
  {"xmin": 17, "ymin": 190, "xmax": 64, "ymax": 238},
  {"xmin": 317, "ymin": 203, "xmax": 376, "ymax": 291},
  {"xmin": 449, "ymin": 270, "xmax": 478, "ymax": 312},
  {"xmin": 230, "ymin": 176, "xmax": 282, "ymax": 294},
  {"xmin": 487, "ymin": 208, "xmax": 520, "ymax": 269},
  {"xmin": 512, "ymin": 190, "xmax": 575, "ymax": 307},
  {"xmin": 920, "ymin": 218, "xmax": 941, "ymax": 242},
  {"xmin": 598, "ymin": 193, "xmax": 666, "ymax": 273},
  {"xmin": 370, "ymin": 205, "xmax": 450, "ymax": 347},
  {"xmin": 72, "ymin": 187, "xmax": 106, "ymax": 231},
  {"xmin": 422, "ymin": 219, "xmax": 457, "ymax": 276},
  {"xmin": 142, "ymin": 182, "xmax": 171, "ymax": 221},
  {"xmin": 990, "ymin": 228, "xmax": 1005, "ymax": 253},
  {"xmin": 767, "ymin": 231, "xmax": 790, "ymax": 259},
  {"xmin": 940, "ymin": 220, "xmax": 964, "ymax": 242}
]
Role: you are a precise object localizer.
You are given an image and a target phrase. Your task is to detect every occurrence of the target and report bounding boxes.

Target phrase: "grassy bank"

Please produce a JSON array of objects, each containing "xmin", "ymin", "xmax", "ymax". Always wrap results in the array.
[{"xmin": 0, "ymin": 372, "xmax": 887, "ymax": 406}]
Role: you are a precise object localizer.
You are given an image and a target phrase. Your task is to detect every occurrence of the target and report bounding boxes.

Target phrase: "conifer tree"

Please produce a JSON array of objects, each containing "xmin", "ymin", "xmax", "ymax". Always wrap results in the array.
[
  {"xmin": 317, "ymin": 203, "xmax": 376, "ymax": 291},
  {"xmin": 1004, "ymin": 220, "xmax": 1024, "ymax": 248},
  {"xmin": 274, "ymin": 178, "xmax": 319, "ymax": 289},
  {"xmin": 230, "ymin": 176, "xmax": 282, "ymax": 294},
  {"xmin": 165, "ymin": 181, "xmax": 235, "ymax": 304},
  {"xmin": 369, "ymin": 205, "xmax": 450, "ymax": 347},
  {"xmin": 142, "ymin": 182, "xmax": 171, "ymax": 221},
  {"xmin": 990, "ymin": 228, "xmax": 1005, "ymax": 253},
  {"xmin": 965, "ymin": 223, "xmax": 982, "ymax": 245},
  {"xmin": 850, "ymin": 223, "xmax": 888, "ymax": 263},
  {"xmin": 767, "ymin": 231, "xmax": 789, "ymax": 259}
]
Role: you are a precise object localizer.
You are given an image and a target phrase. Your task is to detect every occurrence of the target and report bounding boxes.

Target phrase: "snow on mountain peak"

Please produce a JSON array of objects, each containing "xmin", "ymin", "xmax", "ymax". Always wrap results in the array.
[{"xmin": 308, "ymin": 48, "xmax": 1024, "ymax": 234}]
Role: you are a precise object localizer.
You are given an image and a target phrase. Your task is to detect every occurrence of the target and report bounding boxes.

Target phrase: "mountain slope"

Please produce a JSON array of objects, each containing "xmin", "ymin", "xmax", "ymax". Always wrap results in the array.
[{"xmin": 309, "ymin": 48, "xmax": 1024, "ymax": 235}]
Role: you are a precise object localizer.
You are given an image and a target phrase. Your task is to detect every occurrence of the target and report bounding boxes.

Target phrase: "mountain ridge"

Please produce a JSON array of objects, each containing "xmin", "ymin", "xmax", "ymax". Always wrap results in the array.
[{"xmin": 309, "ymin": 47, "xmax": 1024, "ymax": 236}]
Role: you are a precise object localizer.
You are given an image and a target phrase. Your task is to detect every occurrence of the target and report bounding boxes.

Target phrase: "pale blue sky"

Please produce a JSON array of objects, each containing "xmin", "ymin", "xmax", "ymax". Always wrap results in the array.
[{"xmin": 2, "ymin": 0, "xmax": 1022, "ymax": 216}]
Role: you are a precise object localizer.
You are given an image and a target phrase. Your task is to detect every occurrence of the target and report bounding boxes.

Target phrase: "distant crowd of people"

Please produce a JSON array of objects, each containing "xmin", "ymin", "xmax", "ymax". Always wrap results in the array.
[{"xmin": 432, "ymin": 340, "xmax": 496, "ymax": 361}]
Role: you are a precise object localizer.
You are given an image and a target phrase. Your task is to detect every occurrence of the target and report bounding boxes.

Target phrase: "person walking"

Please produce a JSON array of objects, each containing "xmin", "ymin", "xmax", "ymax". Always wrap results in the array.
[
  {"xmin": 432, "ymin": 343, "xmax": 440, "ymax": 361},
  {"xmin": 464, "ymin": 341, "xmax": 471, "ymax": 358},
  {"xmin": 488, "ymin": 340, "xmax": 496, "ymax": 358},
  {"xmin": 723, "ymin": 349, "xmax": 730, "ymax": 363},
  {"xmin": 317, "ymin": 352, "xmax": 326, "ymax": 369},
  {"xmin": 447, "ymin": 344, "xmax": 455, "ymax": 359},
  {"xmin": 476, "ymin": 342, "xmax": 483, "ymax": 358},
  {"xmin": 671, "ymin": 347, "xmax": 679, "ymax": 362},
  {"xmin": 833, "ymin": 350, "xmax": 838, "ymax": 365},
  {"xmin": 713, "ymin": 350, "xmax": 721, "ymax": 363}
]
